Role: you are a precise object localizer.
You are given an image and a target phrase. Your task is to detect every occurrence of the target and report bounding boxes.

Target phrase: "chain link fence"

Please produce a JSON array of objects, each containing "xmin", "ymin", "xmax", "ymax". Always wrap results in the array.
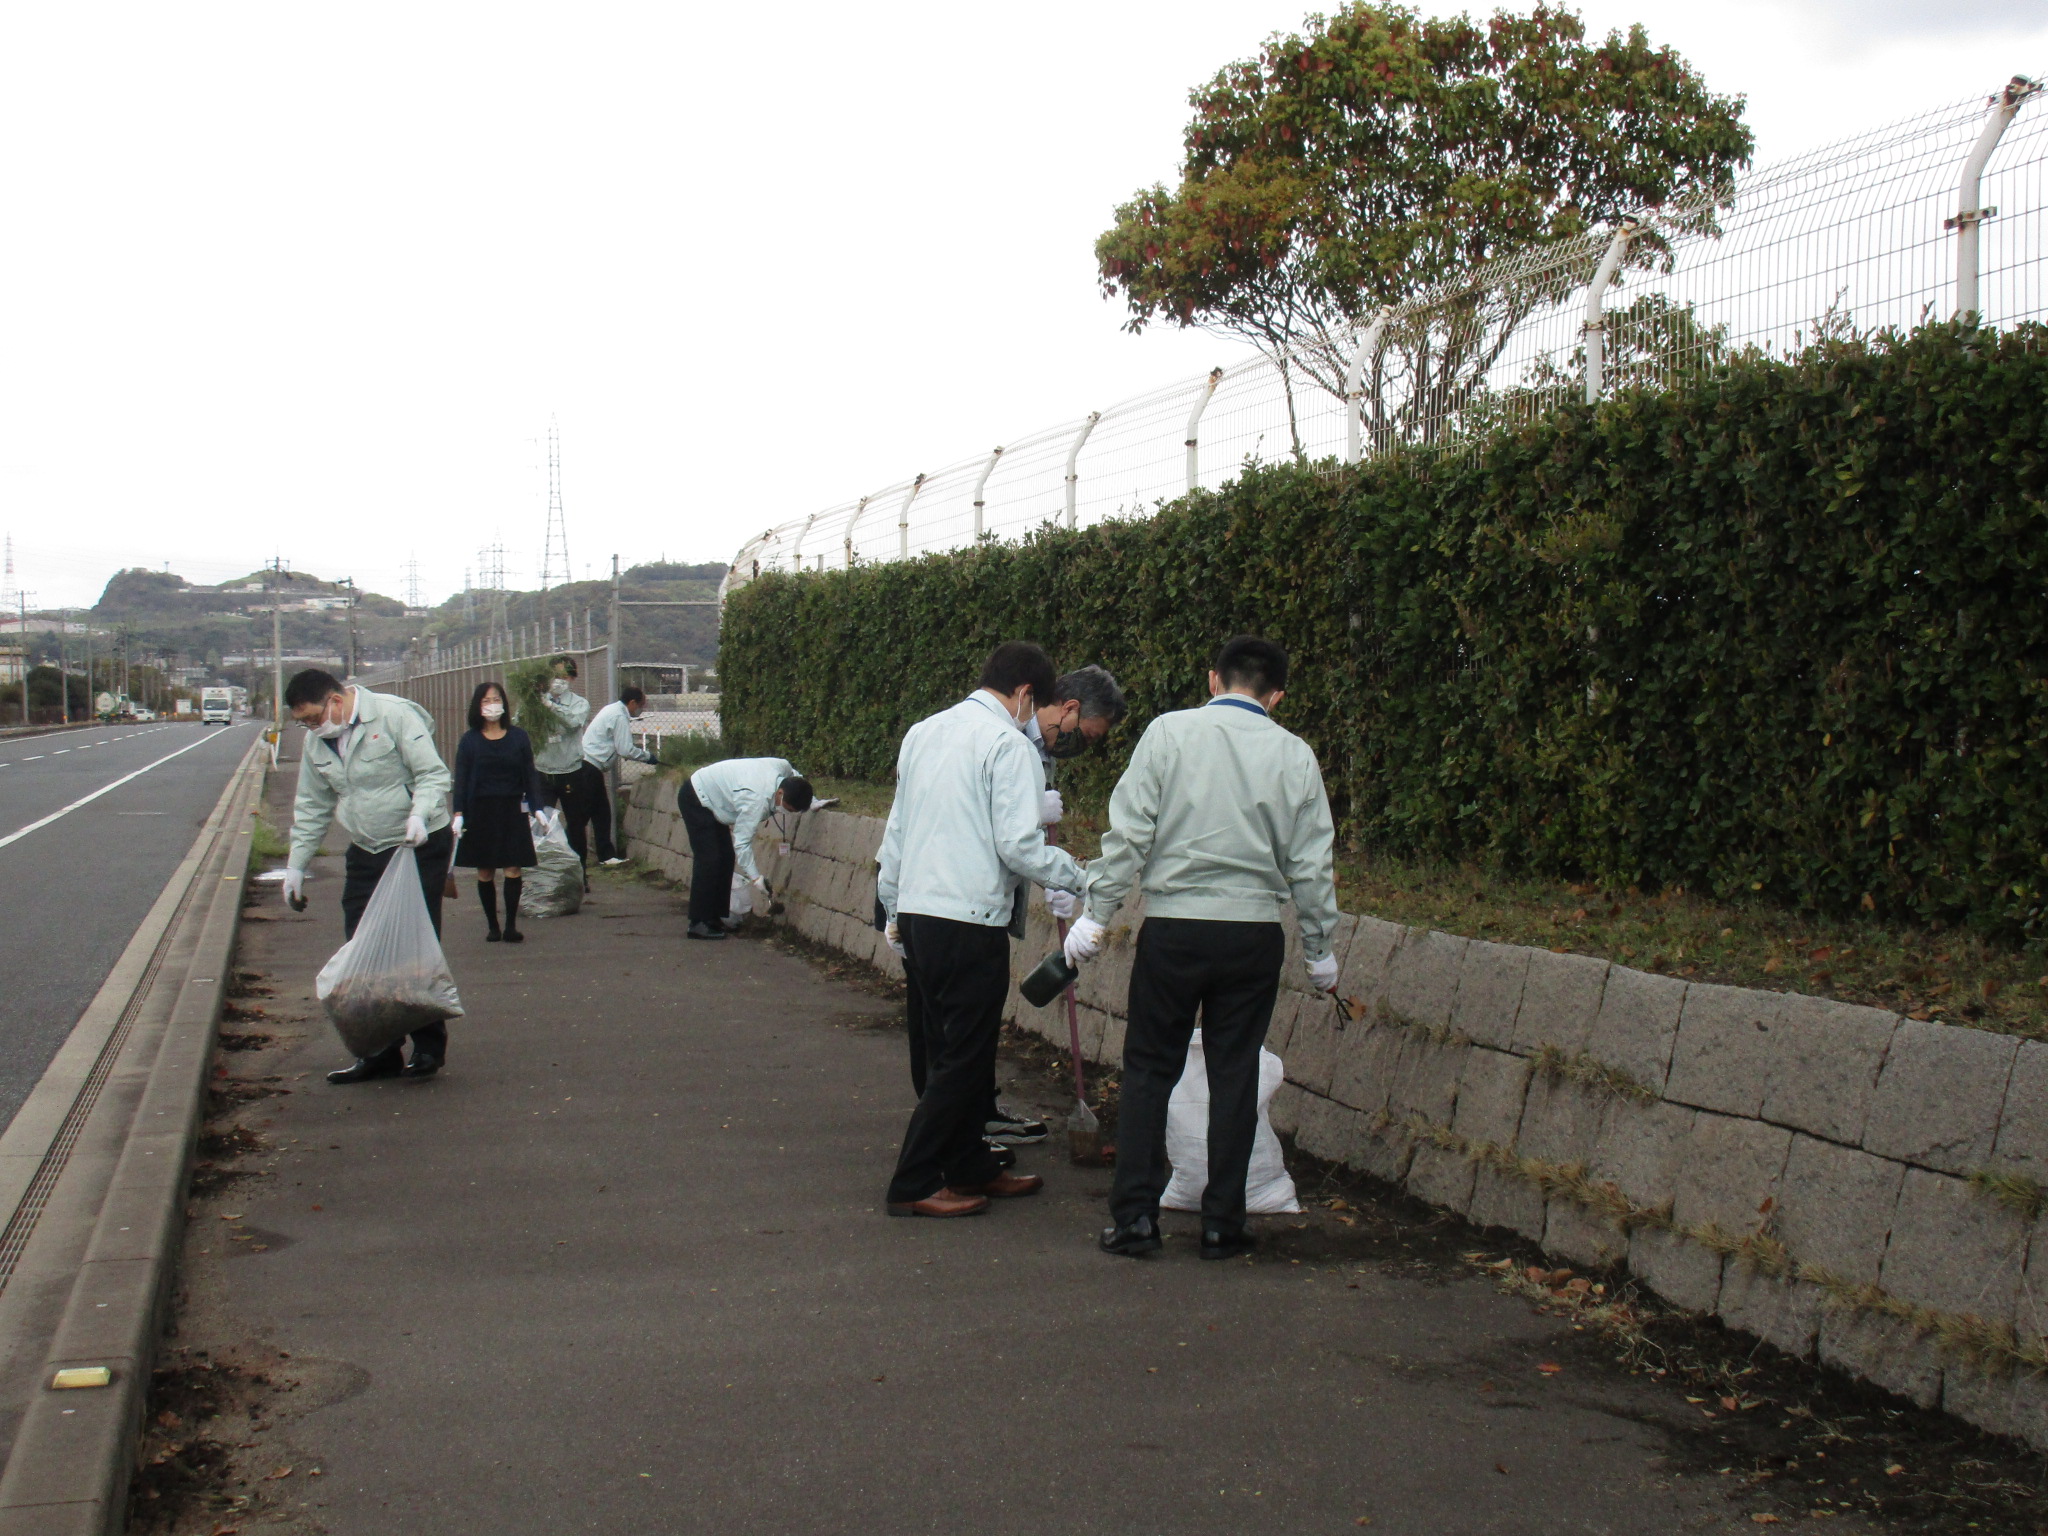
[{"xmin": 725, "ymin": 77, "xmax": 2045, "ymax": 595}]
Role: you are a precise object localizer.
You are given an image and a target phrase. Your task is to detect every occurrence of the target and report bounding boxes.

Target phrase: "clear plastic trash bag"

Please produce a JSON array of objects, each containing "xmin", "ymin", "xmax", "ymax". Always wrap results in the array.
[
  {"xmin": 521, "ymin": 813, "xmax": 585, "ymax": 919},
  {"xmin": 315, "ymin": 846, "xmax": 464, "ymax": 1058},
  {"xmin": 1162, "ymin": 1029, "xmax": 1301, "ymax": 1215}
]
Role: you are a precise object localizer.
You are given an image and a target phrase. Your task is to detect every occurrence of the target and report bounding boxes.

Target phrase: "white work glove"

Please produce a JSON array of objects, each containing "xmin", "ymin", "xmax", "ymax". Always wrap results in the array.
[
  {"xmin": 751, "ymin": 875, "xmax": 771, "ymax": 896},
  {"xmin": 403, "ymin": 814, "xmax": 429, "ymax": 847},
  {"xmin": 1307, "ymin": 953, "xmax": 1340, "ymax": 992},
  {"xmin": 1063, "ymin": 914, "xmax": 1105, "ymax": 967},
  {"xmin": 1040, "ymin": 789, "xmax": 1063, "ymax": 825},
  {"xmin": 1045, "ymin": 888, "xmax": 1080, "ymax": 921},
  {"xmin": 282, "ymin": 866, "xmax": 307, "ymax": 906},
  {"xmin": 451, "ymin": 813, "xmax": 466, "ymax": 839},
  {"xmin": 548, "ymin": 677, "xmax": 569, "ymax": 698},
  {"xmin": 885, "ymin": 919, "xmax": 906, "ymax": 959}
]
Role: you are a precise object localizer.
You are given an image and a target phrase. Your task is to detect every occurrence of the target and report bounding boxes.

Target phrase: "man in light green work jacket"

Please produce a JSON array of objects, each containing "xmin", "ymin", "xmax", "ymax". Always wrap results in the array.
[
  {"xmin": 283, "ymin": 667, "xmax": 456, "ymax": 1084},
  {"xmin": 1067, "ymin": 636, "xmax": 1340, "ymax": 1260}
]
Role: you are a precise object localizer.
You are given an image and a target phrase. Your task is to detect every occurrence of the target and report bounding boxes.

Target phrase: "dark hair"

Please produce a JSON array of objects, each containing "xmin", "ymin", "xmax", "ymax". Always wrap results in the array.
[
  {"xmin": 780, "ymin": 775, "xmax": 815, "ymax": 812},
  {"xmin": 1052, "ymin": 665, "xmax": 1127, "ymax": 723},
  {"xmin": 283, "ymin": 668, "xmax": 344, "ymax": 709},
  {"xmin": 619, "ymin": 685, "xmax": 646, "ymax": 705},
  {"xmin": 1214, "ymin": 636, "xmax": 1289, "ymax": 696},
  {"xmin": 467, "ymin": 680, "xmax": 508, "ymax": 733},
  {"xmin": 978, "ymin": 641, "xmax": 1057, "ymax": 704},
  {"xmin": 550, "ymin": 654, "xmax": 579, "ymax": 679}
]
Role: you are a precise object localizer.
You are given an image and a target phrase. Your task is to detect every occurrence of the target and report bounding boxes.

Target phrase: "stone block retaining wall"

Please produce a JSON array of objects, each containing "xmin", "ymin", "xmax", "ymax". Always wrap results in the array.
[{"xmin": 623, "ymin": 779, "xmax": 2048, "ymax": 1450}]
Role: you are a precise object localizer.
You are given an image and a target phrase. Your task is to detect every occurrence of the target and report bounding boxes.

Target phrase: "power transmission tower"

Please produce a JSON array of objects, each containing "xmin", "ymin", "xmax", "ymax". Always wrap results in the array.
[
  {"xmin": 477, "ymin": 541, "xmax": 508, "ymax": 636},
  {"xmin": 405, "ymin": 555, "xmax": 421, "ymax": 610},
  {"xmin": 539, "ymin": 418, "xmax": 571, "ymax": 600},
  {"xmin": 462, "ymin": 568, "xmax": 475, "ymax": 624}
]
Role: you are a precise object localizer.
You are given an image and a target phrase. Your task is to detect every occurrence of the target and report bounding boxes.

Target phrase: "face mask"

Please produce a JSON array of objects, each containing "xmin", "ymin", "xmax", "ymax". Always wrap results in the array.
[
  {"xmin": 1044, "ymin": 719, "xmax": 1091, "ymax": 759},
  {"xmin": 1012, "ymin": 694, "xmax": 1034, "ymax": 728},
  {"xmin": 548, "ymin": 678, "xmax": 569, "ymax": 697},
  {"xmin": 482, "ymin": 701, "xmax": 505, "ymax": 720},
  {"xmin": 309, "ymin": 695, "xmax": 348, "ymax": 738}
]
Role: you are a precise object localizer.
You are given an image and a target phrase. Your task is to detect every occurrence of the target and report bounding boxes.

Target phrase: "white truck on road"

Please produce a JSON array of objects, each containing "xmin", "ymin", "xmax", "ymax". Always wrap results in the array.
[{"xmin": 200, "ymin": 686, "xmax": 234, "ymax": 725}]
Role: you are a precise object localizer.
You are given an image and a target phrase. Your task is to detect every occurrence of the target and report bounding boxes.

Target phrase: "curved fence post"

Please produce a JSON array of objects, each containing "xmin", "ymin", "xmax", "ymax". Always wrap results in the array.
[
  {"xmin": 1064, "ymin": 412, "xmax": 1101, "ymax": 530},
  {"xmin": 898, "ymin": 473, "xmax": 926, "ymax": 562},
  {"xmin": 1951, "ymin": 75, "xmax": 2041, "ymax": 318},
  {"xmin": 843, "ymin": 496, "xmax": 871, "ymax": 568},
  {"xmin": 972, "ymin": 447, "xmax": 1003, "ymax": 539},
  {"xmin": 1343, "ymin": 307, "xmax": 1394, "ymax": 465},
  {"xmin": 1184, "ymin": 368, "xmax": 1224, "ymax": 490},
  {"xmin": 791, "ymin": 511, "xmax": 818, "ymax": 572},
  {"xmin": 1582, "ymin": 221, "xmax": 1638, "ymax": 404}
]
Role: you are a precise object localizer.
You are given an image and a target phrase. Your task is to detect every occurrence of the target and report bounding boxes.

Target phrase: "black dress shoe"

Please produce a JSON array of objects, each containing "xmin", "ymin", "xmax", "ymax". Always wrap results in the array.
[
  {"xmin": 686, "ymin": 922, "xmax": 727, "ymax": 940},
  {"xmin": 503, "ymin": 927, "xmax": 524, "ymax": 943},
  {"xmin": 1200, "ymin": 1226, "xmax": 1258, "ymax": 1261},
  {"xmin": 327, "ymin": 1057, "xmax": 403, "ymax": 1085},
  {"xmin": 401, "ymin": 1053, "xmax": 444, "ymax": 1079},
  {"xmin": 1100, "ymin": 1216, "xmax": 1162, "ymax": 1258}
]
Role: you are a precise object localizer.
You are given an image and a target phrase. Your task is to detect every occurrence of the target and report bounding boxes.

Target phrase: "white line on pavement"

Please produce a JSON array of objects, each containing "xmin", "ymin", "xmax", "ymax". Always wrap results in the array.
[{"xmin": 0, "ymin": 731, "xmax": 236, "ymax": 853}]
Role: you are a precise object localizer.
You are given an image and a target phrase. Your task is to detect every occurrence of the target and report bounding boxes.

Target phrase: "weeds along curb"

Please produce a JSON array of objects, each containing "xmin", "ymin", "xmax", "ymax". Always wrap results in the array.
[
  {"xmin": 0, "ymin": 743, "xmax": 265, "ymax": 1536},
  {"xmin": 1386, "ymin": 1108, "xmax": 2048, "ymax": 1378}
]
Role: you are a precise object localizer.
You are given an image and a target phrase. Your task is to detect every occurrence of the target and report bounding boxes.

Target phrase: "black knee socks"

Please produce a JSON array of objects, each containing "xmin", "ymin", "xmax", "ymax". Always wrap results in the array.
[
  {"xmin": 503, "ymin": 878, "xmax": 523, "ymax": 936},
  {"xmin": 477, "ymin": 879, "xmax": 500, "ymax": 938}
]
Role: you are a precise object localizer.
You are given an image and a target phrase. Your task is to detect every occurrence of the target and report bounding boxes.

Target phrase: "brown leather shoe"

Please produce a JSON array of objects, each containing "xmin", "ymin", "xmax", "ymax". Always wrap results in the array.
[
  {"xmin": 886, "ymin": 1187, "xmax": 991, "ymax": 1219},
  {"xmin": 955, "ymin": 1172, "xmax": 1043, "ymax": 1200}
]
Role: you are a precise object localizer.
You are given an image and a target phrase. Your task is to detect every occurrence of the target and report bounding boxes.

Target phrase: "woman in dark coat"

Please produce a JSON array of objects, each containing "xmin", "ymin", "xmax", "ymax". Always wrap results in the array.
[{"xmin": 452, "ymin": 681, "xmax": 551, "ymax": 942}]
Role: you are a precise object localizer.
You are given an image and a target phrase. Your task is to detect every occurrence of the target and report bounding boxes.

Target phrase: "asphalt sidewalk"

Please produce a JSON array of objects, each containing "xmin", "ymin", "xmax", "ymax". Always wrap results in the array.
[{"xmin": 151, "ymin": 768, "xmax": 1780, "ymax": 1536}]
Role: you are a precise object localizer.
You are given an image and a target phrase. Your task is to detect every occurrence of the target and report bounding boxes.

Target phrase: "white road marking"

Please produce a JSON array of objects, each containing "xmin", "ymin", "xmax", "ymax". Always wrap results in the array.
[
  {"xmin": 0, "ymin": 731, "xmax": 236, "ymax": 852},
  {"xmin": 23, "ymin": 756, "xmax": 43, "ymax": 761}
]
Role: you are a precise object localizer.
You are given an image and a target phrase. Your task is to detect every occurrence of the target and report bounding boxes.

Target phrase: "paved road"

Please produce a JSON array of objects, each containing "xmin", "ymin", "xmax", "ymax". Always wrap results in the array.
[{"xmin": 0, "ymin": 719, "xmax": 256, "ymax": 1130}]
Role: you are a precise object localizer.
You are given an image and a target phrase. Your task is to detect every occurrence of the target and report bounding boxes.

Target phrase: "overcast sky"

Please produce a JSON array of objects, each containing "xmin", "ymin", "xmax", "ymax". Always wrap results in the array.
[{"xmin": 2, "ymin": 1, "xmax": 2043, "ymax": 609}]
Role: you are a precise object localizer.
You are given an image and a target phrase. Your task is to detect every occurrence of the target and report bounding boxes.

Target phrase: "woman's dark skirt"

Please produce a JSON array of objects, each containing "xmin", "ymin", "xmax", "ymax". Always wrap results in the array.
[{"xmin": 453, "ymin": 794, "xmax": 536, "ymax": 870}]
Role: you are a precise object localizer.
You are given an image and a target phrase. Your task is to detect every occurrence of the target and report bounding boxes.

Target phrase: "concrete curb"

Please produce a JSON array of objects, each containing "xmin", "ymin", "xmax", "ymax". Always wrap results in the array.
[{"xmin": 0, "ymin": 741, "xmax": 266, "ymax": 1534}]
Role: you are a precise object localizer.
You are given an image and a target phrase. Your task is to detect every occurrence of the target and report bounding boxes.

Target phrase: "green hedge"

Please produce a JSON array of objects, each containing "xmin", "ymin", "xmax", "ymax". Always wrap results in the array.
[{"xmin": 722, "ymin": 322, "xmax": 2048, "ymax": 939}]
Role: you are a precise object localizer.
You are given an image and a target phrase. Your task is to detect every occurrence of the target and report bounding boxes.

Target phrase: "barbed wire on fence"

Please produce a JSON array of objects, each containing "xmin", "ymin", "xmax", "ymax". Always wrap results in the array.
[{"xmin": 723, "ymin": 77, "xmax": 2044, "ymax": 600}]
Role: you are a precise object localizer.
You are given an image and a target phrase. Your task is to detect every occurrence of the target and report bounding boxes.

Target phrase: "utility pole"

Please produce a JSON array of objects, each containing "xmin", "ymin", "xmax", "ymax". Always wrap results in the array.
[
  {"xmin": 267, "ymin": 555, "xmax": 288, "ymax": 741},
  {"xmin": 344, "ymin": 576, "xmax": 359, "ymax": 679},
  {"xmin": 608, "ymin": 554, "xmax": 621, "ymax": 706},
  {"xmin": 55, "ymin": 614, "xmax": 67, "ymax": 724},
  {"xmin": 15, "ymin": 588, "xmax": 27, "ymax": 727}
]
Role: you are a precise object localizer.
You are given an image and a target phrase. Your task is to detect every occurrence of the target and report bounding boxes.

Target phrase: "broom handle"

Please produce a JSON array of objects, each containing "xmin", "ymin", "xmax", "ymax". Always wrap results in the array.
[{"xmin": 1047, "ymin": 821, "xmax": 1088, "ymax": 1105}]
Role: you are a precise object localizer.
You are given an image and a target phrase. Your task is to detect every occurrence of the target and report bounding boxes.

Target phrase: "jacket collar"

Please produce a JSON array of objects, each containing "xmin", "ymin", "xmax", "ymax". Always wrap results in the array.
[
  {"xmin": 1207, "ymin": 694, "xmax": 1269, "ymax": 717},
  {"xmin": 968, "ymin": 689, "xmax": 1026, "ymax": 731}
]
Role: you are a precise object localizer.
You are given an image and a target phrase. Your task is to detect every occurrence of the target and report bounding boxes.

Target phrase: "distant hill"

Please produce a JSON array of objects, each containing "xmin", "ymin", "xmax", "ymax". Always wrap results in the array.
[{"xmin": 10, "ymin": 560, "xmax": 727, "ymax": 696}]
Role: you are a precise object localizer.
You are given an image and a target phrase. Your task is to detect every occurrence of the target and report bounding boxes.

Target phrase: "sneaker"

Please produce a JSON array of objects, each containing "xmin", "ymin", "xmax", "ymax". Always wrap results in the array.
[{"xmin": 985, "ymin": 1105, "xmax": 1049, "ymax": 1145}]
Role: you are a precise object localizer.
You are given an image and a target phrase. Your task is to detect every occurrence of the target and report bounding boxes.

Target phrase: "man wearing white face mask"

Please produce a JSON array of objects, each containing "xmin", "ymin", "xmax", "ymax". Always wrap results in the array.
[
  {"xmin": 282, "ymin": 668, "xmax": 456, "ymax": 1084},
  {"xmin": 876, "ymin": 641, "xmax": 1089, "ymax": 1218},
  {"xmin": 533, "ymin": 655, "xmax": 596, "ymax": 875}
]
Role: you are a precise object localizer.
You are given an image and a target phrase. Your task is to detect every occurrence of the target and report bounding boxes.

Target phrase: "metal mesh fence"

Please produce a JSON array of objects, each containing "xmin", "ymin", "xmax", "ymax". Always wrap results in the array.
[{"xmin": 725, "ymin": 78, "xmax": 2046, "ymax": 592}]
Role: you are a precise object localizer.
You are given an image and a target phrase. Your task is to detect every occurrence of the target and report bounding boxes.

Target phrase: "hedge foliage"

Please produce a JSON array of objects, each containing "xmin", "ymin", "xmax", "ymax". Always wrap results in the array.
[{"xmin": 722, "ymin": 322, "xmax": 2048, "ymax": 939}]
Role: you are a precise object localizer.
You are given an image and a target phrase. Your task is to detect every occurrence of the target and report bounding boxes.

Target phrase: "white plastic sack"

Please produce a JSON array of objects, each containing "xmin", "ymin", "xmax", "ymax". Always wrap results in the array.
[
  {"xmin": 1162, "ymin": 1030, "xmax": 1301, "ymax": 1215},
  {"xmin": 522, "ymin": 815, "xmax": 584, "ymax": 918},
  {"xmin": 316, "ymin": 846, "xmax": 464, "ymax": 1059},
  {"xmin": 728, "ymin": 869, "xmax": 754, "ymax": 919}
]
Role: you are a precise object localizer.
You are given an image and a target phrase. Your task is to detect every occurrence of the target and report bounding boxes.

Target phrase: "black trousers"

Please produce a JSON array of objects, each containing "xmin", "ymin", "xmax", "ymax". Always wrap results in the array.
[
  {"xmin": 677, "ymin": 780, "xmax": 735, "ymax": 927},
  {"xmin": 340, "ymin": 827, "xmax": 455, "ymax": 1067},
  {"xmin": 887, "ymin": 914, "xmax": 1008, "ymax": 1204},
  {"xmin": 546, "ymin": 763, "xmax": 616, "ymax": 865},
  {"xmin": 1111, "ymin": 917, "xmax": 1283, "ymax": 1232},
  {"xmin": 906, "ymin": 971, "xmax": 1001, "ymax": 1128}
]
